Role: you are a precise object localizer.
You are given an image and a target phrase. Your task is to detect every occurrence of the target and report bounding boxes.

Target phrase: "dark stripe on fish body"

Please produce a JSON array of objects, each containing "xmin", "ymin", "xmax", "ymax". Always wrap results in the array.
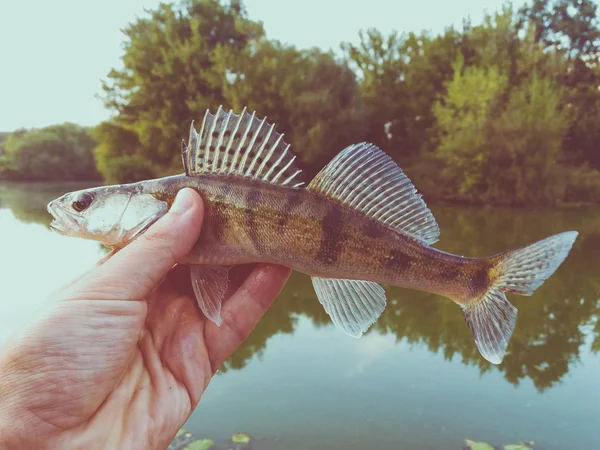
[
  {"xmin": 363, "ymin": 219, "xmax": 384, "ymax": 239},
  {"xmin": 472, "ymin": 268, "xmax": 489, "ymax": 292},
  {"xmin": 315, "ymin": 205, "xmax": 346, "ymax": 265},
  {"xmin": 444, "ymin": 267, "xmax": 462, "ymax": 283},
  {"xmin": 277, "ymin": 190, "xmax": 304, "ymax": 230},
  {"xmin": 355, "ymin": 220, "xmax": 382, "ymax": 254},
  {"xmin": 445, "ymin": 256, "xmax": 469, "ymax": 281},
  {"xmin": 443, "ymin": 258, "xmax": 465, "ymax": 282},
  {"xmin": 383, "ymin": 248, "xmax": 412, "ymax": 273},
  {"xmin": 209, "ymin": 184, "xmax": 236, "ymax": 242},
  {"xmin": 245, "ymin": 188, "xmax": 262, "ymax": 250},
  {"xmin": 210, "ymin": 203, "xmax": 229, "ymax": 242}
]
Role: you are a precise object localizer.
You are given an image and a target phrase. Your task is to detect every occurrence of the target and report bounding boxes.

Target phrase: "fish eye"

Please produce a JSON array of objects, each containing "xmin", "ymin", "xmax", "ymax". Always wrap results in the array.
[{"xmin": 72, "ymin": 192, "xmax": 95, "ymax": 212}]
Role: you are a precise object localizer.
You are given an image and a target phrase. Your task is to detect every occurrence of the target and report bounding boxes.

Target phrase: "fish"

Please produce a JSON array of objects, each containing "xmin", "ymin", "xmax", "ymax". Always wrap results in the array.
[{"xmin": 47, "ymin": 106, "xmax": 578, "ymax": 364}]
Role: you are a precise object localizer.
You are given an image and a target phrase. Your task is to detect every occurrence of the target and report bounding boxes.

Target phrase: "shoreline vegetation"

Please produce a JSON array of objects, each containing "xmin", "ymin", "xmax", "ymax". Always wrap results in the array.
[{"xmin": 2, "ymin": 0, "xmax": 600, "ymax": 207}]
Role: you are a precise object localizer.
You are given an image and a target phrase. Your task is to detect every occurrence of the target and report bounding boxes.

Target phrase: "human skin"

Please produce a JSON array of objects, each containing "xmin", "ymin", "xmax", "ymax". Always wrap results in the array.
[{"xmin": 0, "ymin": 188, "xmax": 291, "ymax": 450}]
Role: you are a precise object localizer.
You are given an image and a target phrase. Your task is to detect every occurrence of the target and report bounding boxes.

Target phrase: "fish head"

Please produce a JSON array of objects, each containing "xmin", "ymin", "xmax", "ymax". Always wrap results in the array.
[{"xmin": 47, "ymin": 183, "xmax": 168, "ymax": 247}]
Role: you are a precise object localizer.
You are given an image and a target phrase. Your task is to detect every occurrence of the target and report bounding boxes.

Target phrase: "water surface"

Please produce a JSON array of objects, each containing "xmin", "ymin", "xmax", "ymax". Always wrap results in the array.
[{"xmin": 1, "ymin": 182, "xmax": 599, "ymax": 449}]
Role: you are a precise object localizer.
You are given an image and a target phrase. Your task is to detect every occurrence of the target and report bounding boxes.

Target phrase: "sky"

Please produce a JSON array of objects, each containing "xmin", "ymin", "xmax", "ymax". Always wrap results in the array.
[{"xmin": 1, "ymin": 0, "xmax": 511, "ymax": 131}]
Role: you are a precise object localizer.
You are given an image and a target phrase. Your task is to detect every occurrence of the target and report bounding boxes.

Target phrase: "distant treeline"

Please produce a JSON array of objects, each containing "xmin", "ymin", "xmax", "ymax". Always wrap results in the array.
[
  {"xmin": 3, "ymin": 0, "xmax": 600, "ymax": 205},
  {"xmin": 0, "ymin": 124, "xmax": 101, "ymax": 181}
]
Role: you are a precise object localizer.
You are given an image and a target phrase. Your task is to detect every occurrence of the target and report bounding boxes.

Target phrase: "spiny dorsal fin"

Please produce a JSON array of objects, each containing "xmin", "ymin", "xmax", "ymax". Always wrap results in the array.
[
  {"xmin": 307, "ymin": 143, "xmax": 440, "ymax": 245},
  {"xmin": 183, "ymin": 106, "xmax": 305, "ymax": 187}
]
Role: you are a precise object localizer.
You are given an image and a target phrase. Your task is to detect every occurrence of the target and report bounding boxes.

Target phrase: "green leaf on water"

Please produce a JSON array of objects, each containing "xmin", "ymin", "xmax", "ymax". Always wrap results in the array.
[
  {"xmin": 465, "ymin": 440, "xmax": 495, "ymax": 450},
  {"xmin": 504, "ymin": 445, "xmax": 533, "ymax": 450},
  {"xmin": 232, "ymin": 433, "xmax": 251, "ymax": 444},
  {"xmin": 184, "ymin": 439, "xmax": 214, "ymax": 450},
  {"xmin": 176, "ymin": 428, "xmax": 187, "ymax": 437}
]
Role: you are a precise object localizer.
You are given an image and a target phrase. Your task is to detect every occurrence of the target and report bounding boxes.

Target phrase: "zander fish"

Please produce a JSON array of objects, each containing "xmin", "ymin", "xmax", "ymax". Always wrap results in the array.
[{"xmin": 47, "ymin": 107, "xmax": 578, "ymax": 364}]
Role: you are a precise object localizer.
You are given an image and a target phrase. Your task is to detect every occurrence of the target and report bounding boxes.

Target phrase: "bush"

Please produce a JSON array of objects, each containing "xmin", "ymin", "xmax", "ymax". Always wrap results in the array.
[{"xmin": 2, "ymin": 124, "xmax": 101, "ymax": 181}]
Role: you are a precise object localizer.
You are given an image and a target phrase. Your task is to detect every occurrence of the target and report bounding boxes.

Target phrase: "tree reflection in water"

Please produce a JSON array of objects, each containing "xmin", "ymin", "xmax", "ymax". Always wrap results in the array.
[{"xmin": 223, "ymin": 205, "xmax": 600, "ymax": 392}]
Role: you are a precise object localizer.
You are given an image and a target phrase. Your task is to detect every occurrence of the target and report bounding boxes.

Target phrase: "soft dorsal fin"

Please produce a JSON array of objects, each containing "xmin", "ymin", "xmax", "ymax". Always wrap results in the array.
[
  {"xmin": 182, "ymin": 106, "xmax": 305, "ymax": 187},
  {"xmin": 307, "ymin": 143, "xmax": 440, "ymax": 245}
]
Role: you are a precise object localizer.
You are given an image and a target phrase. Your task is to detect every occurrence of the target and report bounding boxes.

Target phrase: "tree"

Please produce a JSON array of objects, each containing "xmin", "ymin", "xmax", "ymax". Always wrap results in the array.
[
  {"xmin": 98, "ymin": 0, "xmax": 264, "ymax": 181},
  {"xmin": 429, "ymin": 6, "xmax": 600, "ymax": 205},
  {"xmin": 342, "ymin": 27, "xmax": 469, "ymax": 162},
  {"xmin": 1, "ymin": 124, "xmax": 100, "ymax": 181},
  {"xmin": 218, "ymin": 40, "xmax": 366, "ymax": 174},
  {"xmin": 519, "ymin": 0, "xmax": 600, "ymax": 169},
  {"xmin": 93, "ymin": 121, "xmax": 154, "ymax": 184},
  {"xmin": 98, "ymin": 0, "xmax": 367, "ymax": 182},
  {"xmin": 433, "ymin": 57, "xmax": 508, "ymax": 199},
  {"xmin": 342, "ymin": 29, "xmax": 413, "ymax": 157}
]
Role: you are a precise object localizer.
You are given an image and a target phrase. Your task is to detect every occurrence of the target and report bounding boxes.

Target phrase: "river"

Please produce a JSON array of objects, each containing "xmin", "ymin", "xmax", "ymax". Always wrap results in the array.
[{"xmin": 1, "ymin": 181, "xmax": 599, "ymax": 449}]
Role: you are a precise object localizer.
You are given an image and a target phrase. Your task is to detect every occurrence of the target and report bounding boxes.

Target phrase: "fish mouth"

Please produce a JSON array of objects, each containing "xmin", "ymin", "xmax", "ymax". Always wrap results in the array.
[{"xmin": 47, "ymin": 201, "xmax": 80, "ymax": 234}]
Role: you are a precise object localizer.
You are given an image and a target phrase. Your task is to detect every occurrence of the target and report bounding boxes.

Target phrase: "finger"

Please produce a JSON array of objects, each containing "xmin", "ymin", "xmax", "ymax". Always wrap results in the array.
[
  {"xmin": 65, "ymin": 188, "xmax": 204, "ymax": 301},
  {"xmin": 204, "ymin": 263, "xmax": 291, "ymax": 371}
]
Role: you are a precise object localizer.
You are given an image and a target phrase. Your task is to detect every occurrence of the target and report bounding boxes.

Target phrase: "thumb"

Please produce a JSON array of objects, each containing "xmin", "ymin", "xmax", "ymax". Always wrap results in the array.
[{"xmin": 65, "ymin": 188, "xmax": 204, "ymax": 301}]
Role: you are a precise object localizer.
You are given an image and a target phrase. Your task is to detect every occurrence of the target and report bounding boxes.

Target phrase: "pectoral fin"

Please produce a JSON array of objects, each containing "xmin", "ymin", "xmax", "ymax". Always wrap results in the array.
[
  {"xmin": 311, "ymin": 277, "xmax": 386, "ymax": 337},
  {"xmin": 190, "ymin": 265, "xmax": 231, "ymax": 326}
]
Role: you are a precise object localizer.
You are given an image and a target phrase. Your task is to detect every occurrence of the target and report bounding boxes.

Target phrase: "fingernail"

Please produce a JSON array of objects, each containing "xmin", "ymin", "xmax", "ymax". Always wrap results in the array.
[{"xmin": 171, "ymin": 188, "xmax": 194, "ymax": 214}]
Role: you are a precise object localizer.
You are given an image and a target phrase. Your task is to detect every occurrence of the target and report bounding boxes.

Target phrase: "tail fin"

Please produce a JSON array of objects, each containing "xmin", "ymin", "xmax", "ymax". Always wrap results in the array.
[{"xmin": 462, "ymin": 231, "xmax": 578, "ymax": 364}]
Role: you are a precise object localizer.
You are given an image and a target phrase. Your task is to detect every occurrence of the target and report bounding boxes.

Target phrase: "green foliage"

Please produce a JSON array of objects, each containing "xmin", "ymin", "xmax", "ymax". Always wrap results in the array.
[
  {"xmin": 342, "ymin": 28, "xmax": 463, "ymax": 161},
  {"xmin": 84, "ymin": 0, "xmax": 600, "ymax": 203},
  {"xmin": 1, "ymin": 124, "xmax": 101, "ymax": 181},
  {"xmin": 184, "ymin": 439, "xmax": 213, "ymax": 450},
  {"xmin": 433, "ymin": 57, "xmax": 508, "ymax": 197},
  {"xmin": 97, "ymin": 0, "xmax": 365, "ymax": 181},
  {"xmin": 231, "ymin": 433, "xmax": 251, "ymax": 444},
  {"xmin": 0, "ymin": 132, "xmax": 9, "ymax": 155},
  {"xmin": 519, "ymin": 0, "xmax": 600, "ymax": 170},
  {"xmin": 98, "ymin": 0, "xmax": 264, "ymax": 181},
  {"xmin": 218, "ymin": 39, "xmax": 366, "ymax": 174},
  {"xmin": 430, "ymin": 7, "xmax": 600, "ymax": 205},
  {"xmin": 465, "ymin": 440, "xmax": 495, "ymax": 450},
  {"xmin": 92, "ymin": 121, "xmax": 154, "ymax": 183}
]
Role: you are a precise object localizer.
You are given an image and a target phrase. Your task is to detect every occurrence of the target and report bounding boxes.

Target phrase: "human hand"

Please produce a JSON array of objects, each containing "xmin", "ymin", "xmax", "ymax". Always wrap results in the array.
[{"xmin": 0, "ymin": 188, "xmax": 291, "ymax": 450}]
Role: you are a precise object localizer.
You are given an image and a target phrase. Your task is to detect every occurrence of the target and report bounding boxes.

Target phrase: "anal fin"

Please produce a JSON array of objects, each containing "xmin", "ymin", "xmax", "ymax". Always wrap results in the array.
[
  {"xmin": 311, "ymin": 277, "xmax": 386, "ymax": 337},
  {"xmin": 190, "ymin": 265, "xmax": 230, "ymax": 326}
]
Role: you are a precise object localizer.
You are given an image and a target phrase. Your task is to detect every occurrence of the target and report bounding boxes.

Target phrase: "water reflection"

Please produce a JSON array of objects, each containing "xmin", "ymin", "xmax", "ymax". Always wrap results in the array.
[
  {"xmin": 0, "ymin": 181, "xmax": 99, "ymax": 226},
  {"xmin": 224, "ymin": 205, "xmax": 600, "ymax": 392},
  {"xmin": 2, "ymin": 182, "xmax": 599, "ymax": 393}
]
